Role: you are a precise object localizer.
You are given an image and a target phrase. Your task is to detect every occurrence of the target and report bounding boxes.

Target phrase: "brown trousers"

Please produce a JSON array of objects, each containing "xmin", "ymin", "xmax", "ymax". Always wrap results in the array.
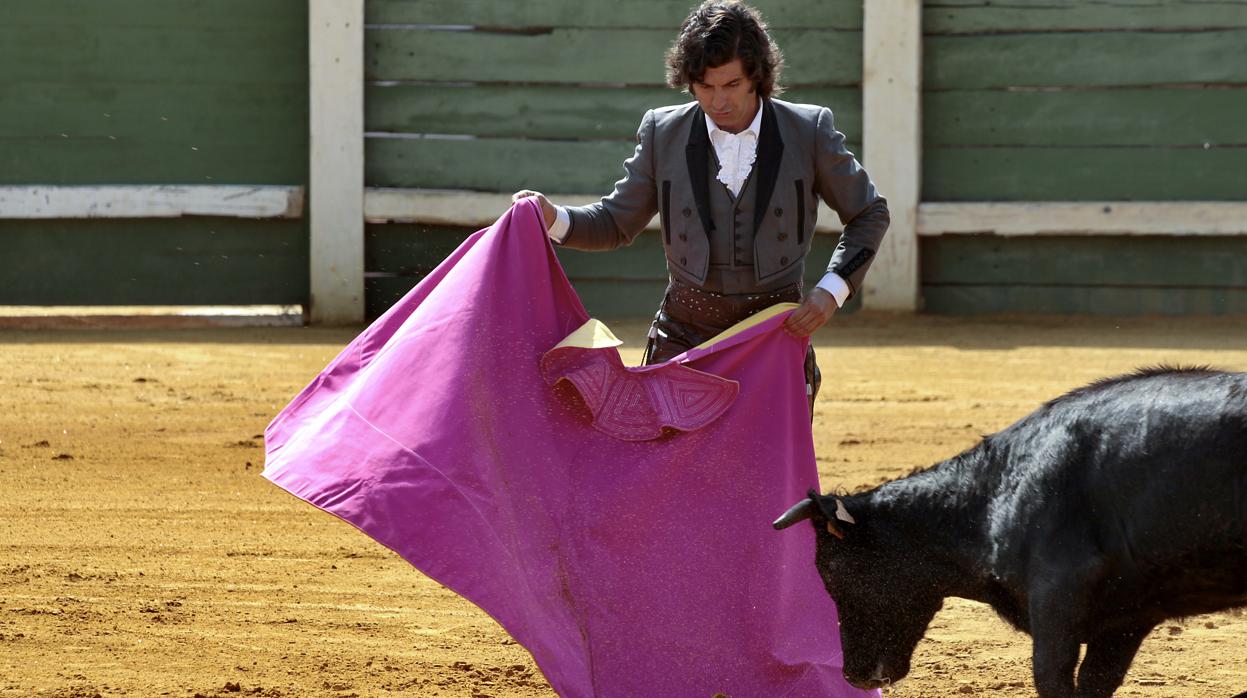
[{"xmin": 641, "ymin": 278, "xmax": 822, "ymax": 419}]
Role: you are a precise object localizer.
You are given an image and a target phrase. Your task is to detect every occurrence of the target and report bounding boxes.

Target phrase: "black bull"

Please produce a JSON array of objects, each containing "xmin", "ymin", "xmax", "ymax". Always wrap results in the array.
[{"xmin": 776, "ymin": 368, "xmax": 1247, "ymax": 698}]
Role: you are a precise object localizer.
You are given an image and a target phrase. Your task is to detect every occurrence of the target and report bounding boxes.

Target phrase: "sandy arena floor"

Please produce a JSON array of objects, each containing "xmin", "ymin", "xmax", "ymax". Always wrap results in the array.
[{"xmin": 1, "ymin": 314, "xmax": 1244, "ymax": 697}]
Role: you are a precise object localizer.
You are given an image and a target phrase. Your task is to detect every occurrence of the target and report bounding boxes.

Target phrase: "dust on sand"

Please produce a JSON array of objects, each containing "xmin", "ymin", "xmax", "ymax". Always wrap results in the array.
[{"xmin": 1, "ymin": 314, "xmax": 1244, "ymax": 697}]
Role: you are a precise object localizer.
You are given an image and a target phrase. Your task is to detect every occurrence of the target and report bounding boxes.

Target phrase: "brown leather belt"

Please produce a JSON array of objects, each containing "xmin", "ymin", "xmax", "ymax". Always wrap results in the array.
[{"xmin": 663, "ymin": 277, "xmax": 803, "ymax": 334}]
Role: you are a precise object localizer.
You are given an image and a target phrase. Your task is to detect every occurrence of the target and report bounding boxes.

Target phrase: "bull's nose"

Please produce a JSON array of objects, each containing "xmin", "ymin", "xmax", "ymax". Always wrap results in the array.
[
  {"xmin": 845, "ymin": 662, "xmax": 891, "ymax": 690},
  {"xmin": 845, "ymin": 676, "xmax": 889, "ymax": 690}
]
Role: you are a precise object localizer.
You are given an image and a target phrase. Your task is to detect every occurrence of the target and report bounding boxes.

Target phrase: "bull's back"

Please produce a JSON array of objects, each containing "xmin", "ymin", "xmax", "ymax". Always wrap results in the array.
[{"xmin": 1029, "ymin": 369, "xmax": 1247, "ymax": 619}]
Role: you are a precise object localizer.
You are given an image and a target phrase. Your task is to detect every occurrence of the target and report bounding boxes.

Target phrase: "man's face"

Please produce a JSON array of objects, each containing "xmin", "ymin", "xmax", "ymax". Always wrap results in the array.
[{"xmin": 691, "ymin": 58, "xmax": 759, "ymax": 134}]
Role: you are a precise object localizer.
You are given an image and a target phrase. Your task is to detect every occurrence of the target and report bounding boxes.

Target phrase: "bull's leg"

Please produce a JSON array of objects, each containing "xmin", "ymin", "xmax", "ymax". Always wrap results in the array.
[
  {"xmin": 1074, "ymin": 625, "xmax": 1151, "ymax": 698},
  {"xmin": 1030, "ymin": 626, "xmax": 1080, "ymax": 698},
  {"xmin": 1029, "ymin": 589, "xmax": 1082, "ymax": 698}
]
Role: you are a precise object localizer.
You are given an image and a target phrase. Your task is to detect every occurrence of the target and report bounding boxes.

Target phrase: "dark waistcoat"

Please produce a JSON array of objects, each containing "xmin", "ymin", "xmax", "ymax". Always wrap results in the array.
[
  {"xmin": 702, "ymin": 149, "xmax": 762, "ymax": 294},
  {"xmin": 663, "ymin": 102, "xmax": 811, "ymax": 295}
]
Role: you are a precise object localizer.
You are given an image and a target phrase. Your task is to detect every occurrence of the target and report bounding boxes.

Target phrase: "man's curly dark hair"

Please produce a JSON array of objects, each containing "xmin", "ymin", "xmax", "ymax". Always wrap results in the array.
[{"xmin": 665, "ymin": 1, "xmax": 784, "ymax": 98}]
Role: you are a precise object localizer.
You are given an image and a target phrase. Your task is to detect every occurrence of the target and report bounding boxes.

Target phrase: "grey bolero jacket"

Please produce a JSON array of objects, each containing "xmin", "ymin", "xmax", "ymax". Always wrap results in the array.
[{"xmin": 560, "ymin": 98, "xmax": 889, "ymax": 297}]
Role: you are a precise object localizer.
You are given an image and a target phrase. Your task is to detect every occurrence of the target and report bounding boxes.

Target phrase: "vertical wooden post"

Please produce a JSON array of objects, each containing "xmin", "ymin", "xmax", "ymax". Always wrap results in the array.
[
  {"xmin": 308, "ymin": 0, "xmax": 365, "ymax": 324},
  {"xmin": 862, "ymin": 0, "xmax": 922, "ymax": 311}
]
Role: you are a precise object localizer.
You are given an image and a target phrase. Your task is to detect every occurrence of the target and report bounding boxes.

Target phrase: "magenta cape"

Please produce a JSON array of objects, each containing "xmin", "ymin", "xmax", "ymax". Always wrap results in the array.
[{"xmin": 263, "ymin": 199, "xmax": 875, "ymax": 698}]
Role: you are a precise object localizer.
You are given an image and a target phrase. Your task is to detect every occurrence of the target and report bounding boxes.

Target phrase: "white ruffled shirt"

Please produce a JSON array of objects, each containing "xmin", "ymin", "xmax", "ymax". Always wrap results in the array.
[
  {"xmin": 707, "ymin": 100, "xmax": 763, "ymax": 197},
  {"xmin": 547, "ymin": 100, "xmax": 850, "ymax": 307}
]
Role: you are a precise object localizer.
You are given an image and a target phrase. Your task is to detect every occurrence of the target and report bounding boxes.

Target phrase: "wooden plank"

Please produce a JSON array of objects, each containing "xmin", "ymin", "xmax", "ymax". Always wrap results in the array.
[
  {"xmin": 925, "ymin": 89, "xmax": 1247, "ymax": 147},
  {"xmin": 366, "ymin": 0, "xmax": 864, "ymax": 29},
  {"xmin": 363, "ymin": 188, "xmax": 847, "ymax": 232},
  {"xmin": 0, "ymin": 82, "xmax": 309, "ymax": 144},
  {"xmin": 0, "ymin": 186, "xmax": 304, "ymax": 219},
  {"xmin": 0, "ymin": 139, "xmax": 306, "ymax": 186},
  {"xmin": 369, "ymin": 226, "xmax": 837, "ymax": 280},
  {"xmin": 365, "ymin": 137, "xmax": 862, "ymax": 193},
  {"xmin": 366, "ymin": 28, "xmax": 861, "ymax": 86},
  {"xmin": 922, "ymin": 284, "xmax": 1247, "ymax": 316},
  {"xmin": 923, "ymin": 146, "xmax": 1247, "ymax": 201},
  {"xmin": 366, "ymin": 225, "xmax": 474, "ymax": 276},
  {"xmin": 366, "ymin": 85, "xmax": 862, "ymax": 140},
  {"xmin": 924, "ymin": 0, "xmax": 1247, "ymax": 33},
  {"xmin": 0, "ymin": 219, "xmax": 308, "ymax": 306},
  {"xmin": 366, "ymin": 137, "xmax": 633, "ymax": 191},
  {"xmin": 0, "ymin": 24, "xmax": 307, "ymax": 85},
  {"xmin": 920, "ymin": 235, "xmax": 1247, "ymax": 287},
  {"xmin": 925, "ymin": 30, "xmax": 1247, "ymax": 89},
  {"xmin": 310, "ymin": 0, "xmax": 366, "ymax": 324},
  {"xmin": 918, "ymin": 202, "xmax": 1247, "ymax": 236},
  {"xmin": 862, "ymin": 0, "xmax": 922, "ymax": 311},
  {"xmin": 0, "ymin": 1, "xmax": 305, "ymax": 29}
]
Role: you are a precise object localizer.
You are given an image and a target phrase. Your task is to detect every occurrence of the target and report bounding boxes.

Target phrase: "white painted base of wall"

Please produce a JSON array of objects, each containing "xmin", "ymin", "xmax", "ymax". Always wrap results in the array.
[
  {"xmin": 918, "ymin": 202, "xmax": 1247, "ymax": 236},
  {"xmin": 0, "ymin": 186, "xmax": 304, "ymax": 219},
  {"xmin": 0, "ymin": 305, "xmax": 305, "ymax": 328}
]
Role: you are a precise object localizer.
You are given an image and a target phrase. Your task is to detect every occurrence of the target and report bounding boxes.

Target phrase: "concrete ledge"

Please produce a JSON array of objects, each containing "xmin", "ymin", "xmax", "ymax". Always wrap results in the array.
[
  {"xmin": 0, "ymin": 305, "xmax": 305, "ymax": 329},
  {"xmin": 0, "ymin": 186, "xmax": 305, "ymax": 219},
  {"xmin": 918, "ymin": 202, "xmax": 1247, "ymax": 236}
]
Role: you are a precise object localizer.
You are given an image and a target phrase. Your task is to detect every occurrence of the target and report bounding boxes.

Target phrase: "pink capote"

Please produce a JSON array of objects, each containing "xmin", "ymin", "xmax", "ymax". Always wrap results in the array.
[{"xmin": 263, "ymin": 199, "xmax": 876, "ymax": 698}]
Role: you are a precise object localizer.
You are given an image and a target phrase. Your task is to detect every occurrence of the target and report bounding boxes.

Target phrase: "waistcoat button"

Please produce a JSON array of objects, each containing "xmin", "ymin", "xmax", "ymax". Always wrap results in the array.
[
  {"xmin": 682, "ymin": 208, "xmax": 692, "ymax": 217},
  {"xmin": 774, "ymin": 207, "xmax": 783, "ymax": 217},
  {"xmin": 780, "ymin": 256, "xmax": 789, "ymax": 265},
  {"xmin": 778, "ymin": 233, "xmax": 788, "ymax": 241},
  {"xmin": 679, "ymin": 233, "xmax": 688, "ymax": 241},
  {"xmin": 680, "ymin": 256, "xmax": 688, "ymax": 265}
]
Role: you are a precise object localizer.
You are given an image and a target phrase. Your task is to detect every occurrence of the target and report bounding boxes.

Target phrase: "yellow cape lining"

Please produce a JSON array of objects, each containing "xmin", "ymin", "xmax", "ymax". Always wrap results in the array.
[
  {"xmin": 555, "ymin": 303, "xmax": 797, "ymax": 354},
  {"xmin": 553, "ymin": 319, "xmax": 623, "ymax": 350},
  {"xmin": 692, "ymin": 302, "xmax": 799, "ymax": 350}
]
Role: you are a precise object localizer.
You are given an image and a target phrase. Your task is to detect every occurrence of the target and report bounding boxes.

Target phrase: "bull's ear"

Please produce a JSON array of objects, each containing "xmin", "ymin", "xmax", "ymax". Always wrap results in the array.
[{"xmin": 814, "ymin": 495, "xmax": 857, "ymax": 540}]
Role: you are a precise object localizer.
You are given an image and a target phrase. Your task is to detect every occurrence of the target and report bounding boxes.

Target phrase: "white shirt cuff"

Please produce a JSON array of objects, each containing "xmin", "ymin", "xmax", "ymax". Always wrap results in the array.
[
  {"xmin": 547, "ymin": 205, "xmax": 571, "ymax": 243},
  {"xmin": 815, "ymin": 272, "xmax": 851, "ymax": 308}
]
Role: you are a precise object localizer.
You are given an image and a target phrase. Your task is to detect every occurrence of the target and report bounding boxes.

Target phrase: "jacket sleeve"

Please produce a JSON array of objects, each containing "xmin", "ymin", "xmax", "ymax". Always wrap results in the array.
[
  {"xmin": 560, "ymin": 110, "xmax": 659, "ymax": 251},
  {"xmin": 814, "ymin": 107, "xmax": 890, "ymax": 298}
]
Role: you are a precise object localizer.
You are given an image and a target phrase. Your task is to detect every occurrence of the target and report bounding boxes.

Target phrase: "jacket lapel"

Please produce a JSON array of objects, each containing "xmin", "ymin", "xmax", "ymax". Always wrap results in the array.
[
  {"xmin": 752, "ymin": 98, "xmax": 783, "ymax": 232},
  {"xmin": 685, "ymin": 106, "xmax": 715, "ymax": 234}
]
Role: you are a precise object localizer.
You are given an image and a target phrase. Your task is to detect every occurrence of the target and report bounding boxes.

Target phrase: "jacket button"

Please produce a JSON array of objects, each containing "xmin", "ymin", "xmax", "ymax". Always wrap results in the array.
[
  {"xmin": 680, "ymin": 256, "xmax": 687, "ymax": 265},
  {"xmin": 679, "ymin": 233, "xmax": 688, "ymax": 241},
  {"xmin": 682, "ymin": 208, "xmax": 692, "ymax": 217},
  {"xmin": 774, "ymin": 207, "xmax": 783, "ymax": 217},
  {"xmin": 778, "ymin": 233, "xmax": 788, "ymax": 241},
  {"xmin": 780, "ymin": 256, "xmax": 789, "ymax": 264}
]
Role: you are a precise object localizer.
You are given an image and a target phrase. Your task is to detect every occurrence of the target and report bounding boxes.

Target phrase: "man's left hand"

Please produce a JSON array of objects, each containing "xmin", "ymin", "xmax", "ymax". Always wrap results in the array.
[{"xmin": 784, "ymin": 288, "xmax": 837, "ymax": 338}]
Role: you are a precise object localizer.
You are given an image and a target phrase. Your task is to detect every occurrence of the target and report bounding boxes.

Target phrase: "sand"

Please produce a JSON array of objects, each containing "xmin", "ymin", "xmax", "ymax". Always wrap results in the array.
[{"xmin": 1, "ymin": 313, "xmax": 1244, "ymax": 697}]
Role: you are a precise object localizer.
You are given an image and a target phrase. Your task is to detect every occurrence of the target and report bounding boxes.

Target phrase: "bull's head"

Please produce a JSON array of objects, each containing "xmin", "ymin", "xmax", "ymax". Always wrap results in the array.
[{"xmin": 774, "ymin": 491, "xmax": 945, "ymax": 690}]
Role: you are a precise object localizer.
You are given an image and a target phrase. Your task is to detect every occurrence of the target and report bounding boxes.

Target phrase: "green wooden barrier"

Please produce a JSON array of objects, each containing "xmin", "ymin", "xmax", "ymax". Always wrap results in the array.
[
  {"xmin": 0, "ymin": 219, "xmax": 307, "ymax": 305},
  {"xmin": 366, "ymin": 0, "xmax": 863, "ymax": 29},
  {"xmin": 922, "ymin": 235, "xmax": 1247, "ymax": 315},
  {"xmin": 0, "ymin": 1, "xmax": 307, "ymax": 185},
  {"xmin": 0, "ymin": 0, "xmax": 309, "ymax": 307},
  {"xmin": 922, "ymin": 1, "xmax": 1247, "ymax": 203}
]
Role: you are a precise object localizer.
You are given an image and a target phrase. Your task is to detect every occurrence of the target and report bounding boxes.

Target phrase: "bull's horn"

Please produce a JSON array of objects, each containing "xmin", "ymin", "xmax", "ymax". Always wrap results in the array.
[{"xmin": 773, "ymin": 498, "xmax": 816, "ymax": 530}]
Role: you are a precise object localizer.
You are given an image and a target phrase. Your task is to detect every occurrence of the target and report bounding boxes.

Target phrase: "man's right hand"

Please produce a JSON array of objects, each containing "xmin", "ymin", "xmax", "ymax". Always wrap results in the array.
[{"xmin": 511, "ymin": 190, "xmax": 557, "ymax": 230}]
